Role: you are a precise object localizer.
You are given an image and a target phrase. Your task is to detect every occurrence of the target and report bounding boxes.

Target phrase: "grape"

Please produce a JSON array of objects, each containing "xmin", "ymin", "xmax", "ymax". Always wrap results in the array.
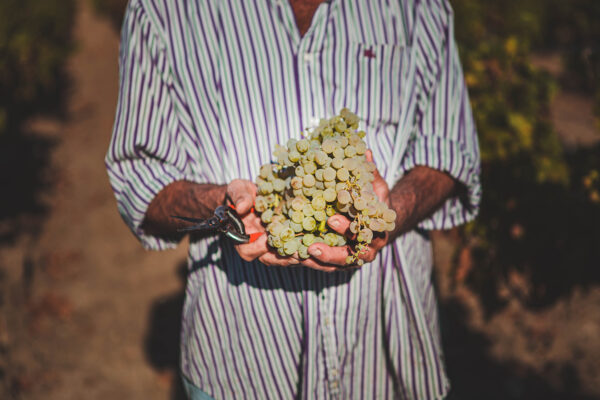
[
  {"xmin": 296, "ymin": 139, "xmax": 310, "ymax": 153},
  {"xmin": 337, "ymin": 135, "xmax": 349, "ymax": 148},
  {"xmin": 259, "ymin": 164, "xmax": 273, "ymax": 179},
  {"xmin": 268, "ymin": 222, "xmax": 284, "ymax": 236},
  {"xmin": 315, "ymin": 169, "xmax": 324, "ymax": 181},
  {"xmin": 258, "ymin": 181, "xmax": 273, "ymax": 194},
  {"xmin": 302, "ymin": 204, "xmax": 315, "ymax": 217},
  {"xmin": 344, "ymin": 146, "xmax": 357, "ymax": 158},
  {"xmin": 261, "ymin": 209, "xmax": 274, "ymax": 223},
  {"xmin": 336, "ymin": 168, "xmax": 350, "ymax": 181},
  {"xmin": 324, "ymin": 180, "xmax": 336, "ymax": 189},
  {"xmin": 290, "ymin": 221, "xmax": 304, "ymax": 233},
  {"xmin": 291, "ymin": 176, "xmax": 303, "ymax": 190},
  {"xmin": 273, "ymin": 179, "xmax": 285, "ymax": 192},
  {"xmin": 337, "ymin": 189, "xmax": 352, "ymax": 204},
  {"xmin": 323, "ymin": 188, "xmax": 337, "ymax": 202},
  {"xmin": 281, "ymin": 228, "xmax": 295, "ymax": 242},
  {"xmin": 343, "ymin": 157, "xmax": 358, "ymax": 171},
  {"xmin": 368, "ymin": 219, "xmax": 385, "ymax": 232},
  {"xmin": 254, "ymin": 108, "xmax": 396, "ymax": 266},
  {"xmin": 305, "ymin": 161, "xmax": 318, "ymax": 175},
  {"xmin": 357, "ymin": 228, "xmax": 373, "ymax": 243},
  {"xmin": 331, "ymin": 158, "xmax": 344, "ymax": 170},
  {"xmin": 303, "ymin": 174, "xmax": 316, "ymax": 187},
  {"xmin": 271, "ymin": 236, "xmax": 283, "ymax": 248},
  {"xmin": 291, "ymin": 196, "xmax": 305, "ymax": 211},
  {"xmin": 289, "ymin": 150, "xmax": 301, "ymax": 162},
  {"xmin": 302, "ymin": 186, "xmax": 316, "ymax": 197},
  {"xmin": 314, "ymin": 210, "xmax": 327, "ymax": 222},
  {"xmin": 324, "ymin": 233, "xmax": 339, "ymax": 246},
  {"xmin": 298, "ymin": 244, "xmax": 310, "ymax": 259},
  {"xmin": 322, "ymin": 139, "xmax": 336, "ymax": 154},
  {"xmin": 255, "ymin": 196, "xmax": 268, "ymax": 212},
  {"xmin": 332, "ymin": 146, "xmax": 345, "ymax": 159},
  {"xmin": 302, "ymin": 216, "xmax": 317, "ymax": 231},
  {"xmin": 302, "ymin": 233, "xmax": 316, "ymax": 246},
  {"xmin": 315, "ymin": 151, "xmax": 330, "ymax": 166},
  {"xmin": 323, "ymin": 167, "xmax": 336, "ymax": 181},
  {"xmin": 365, "ymin": 204, "xmax": 377, "ymax": 216},
  {"xmin": 291, "ymin": 210, "xmax": 304, "ymax": 224},
  {"xmin": 334, "ymin": 120, "xmax": 346, "ymax": 132},
  {"xmin": 311, "ymin": 196, "xmax": 326, "ymax": 211},
  {"xmin": 349, "ymin": 220, "xmax": 359, "ymax": 234},
  {"xmin": 283, "ymin": 240, "xmax": 298, "ymax": 255},
  {"xmin": 355, "ymin": 141, "xmax": 367, "ymax": 155},
  {"xmin": 382, "ymin": 209, "xmax": 397, "ymax": 223},
  {"xmin": 354, "ymin": 196, "xmax": 367, "ymax": 211},
  {"xmin": 325, "ymin": 205, "xmax": 336, "ymax": 217},
  {"xmin": 349, "ymin": 134, "xmax": 362, "ymax": 146}
]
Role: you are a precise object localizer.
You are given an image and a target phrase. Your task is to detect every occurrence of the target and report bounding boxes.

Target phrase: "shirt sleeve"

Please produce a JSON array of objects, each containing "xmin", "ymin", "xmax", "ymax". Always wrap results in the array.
[
  {"xmin": 399, "ymin": 1, "xmax": 481, "ymax": 230},
  {"xmin": 105, "ymin": 2, "xmax": 197, "ymax": 250}
]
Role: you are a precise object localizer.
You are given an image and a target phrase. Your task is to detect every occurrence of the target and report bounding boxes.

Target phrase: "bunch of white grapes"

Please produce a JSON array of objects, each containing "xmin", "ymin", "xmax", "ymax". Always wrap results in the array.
[{"xmin": 254, "ymin": 108, "xmax": 396, "ymax": 266}]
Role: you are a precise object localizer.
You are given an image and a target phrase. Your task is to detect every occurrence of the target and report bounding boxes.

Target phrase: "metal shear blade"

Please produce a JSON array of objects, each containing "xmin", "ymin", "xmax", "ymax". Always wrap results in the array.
[{"xmin": 172, "ymin": 205, "xmax": 251, "ymax": 243}]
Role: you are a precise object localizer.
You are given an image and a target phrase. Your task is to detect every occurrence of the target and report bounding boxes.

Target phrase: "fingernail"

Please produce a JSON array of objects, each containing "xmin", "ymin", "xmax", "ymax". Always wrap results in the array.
[
  {"xmin": 289, "ymin": 258, "xmax": 300, "ymax": 264},
  {"xmin": 309, "ymin": 248, "xmax": 322, "ymax": 257},
  {"xmin": 329, "ymin": 219, "xmax": 339, "ymax": 228}
]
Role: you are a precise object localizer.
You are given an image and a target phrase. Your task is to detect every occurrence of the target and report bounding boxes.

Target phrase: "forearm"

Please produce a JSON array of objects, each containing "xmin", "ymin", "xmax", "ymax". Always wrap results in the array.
[
  {"xmin": 388, "ymin": 166, "xmax": 456, "ymax": 239},
  {"xmin": 141, "ymin": 180, "xmax": 227, "ymax": 236}
]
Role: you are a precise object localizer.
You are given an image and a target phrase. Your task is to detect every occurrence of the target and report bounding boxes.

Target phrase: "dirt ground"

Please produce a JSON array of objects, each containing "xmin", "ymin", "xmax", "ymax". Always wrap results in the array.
[{"xmin": 1, "ymin": 2, "xmax": 599, "ymax": 399}]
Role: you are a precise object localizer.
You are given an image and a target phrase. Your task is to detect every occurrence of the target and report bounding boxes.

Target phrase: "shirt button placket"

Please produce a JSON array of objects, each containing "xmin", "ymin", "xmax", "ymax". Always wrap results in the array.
[{"xmin": 319, "ymin": 289, "xmax": 341, "ymax": 398}]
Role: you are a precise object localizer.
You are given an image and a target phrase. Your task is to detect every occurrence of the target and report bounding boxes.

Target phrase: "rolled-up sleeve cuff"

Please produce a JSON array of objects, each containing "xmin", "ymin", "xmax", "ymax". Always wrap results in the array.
[
  {"xmin": 400, "ymin": 135, "xmax": 481, "ymax": 230},
  {"xmin": 107, "ymin": 158, "xmax": 203, "ymax": 251}
]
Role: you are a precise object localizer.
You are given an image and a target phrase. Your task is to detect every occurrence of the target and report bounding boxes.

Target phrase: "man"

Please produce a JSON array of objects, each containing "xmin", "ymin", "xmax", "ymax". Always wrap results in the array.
[{"xmin": 106, "ymin": 0, "xmax": 480, "ymax": 398}]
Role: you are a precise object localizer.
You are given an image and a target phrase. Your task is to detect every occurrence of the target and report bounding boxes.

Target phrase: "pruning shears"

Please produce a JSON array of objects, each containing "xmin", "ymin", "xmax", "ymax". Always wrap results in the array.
[{"xmin": 172, "ymin": 205, "xmax": 262, "ymax": 244}]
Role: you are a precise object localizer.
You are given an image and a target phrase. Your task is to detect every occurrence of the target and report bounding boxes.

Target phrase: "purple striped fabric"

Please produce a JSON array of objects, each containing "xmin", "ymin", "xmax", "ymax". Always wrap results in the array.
[{"xmin": 105, "ymin": 0, "xmax": 480, "ymax": 398}]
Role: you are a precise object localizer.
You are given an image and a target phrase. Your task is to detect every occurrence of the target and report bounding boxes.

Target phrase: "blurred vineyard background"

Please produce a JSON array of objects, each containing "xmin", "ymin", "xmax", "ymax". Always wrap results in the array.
[{"xmin": 1, "ymin": 0, "xmax": 599, "ymax": 399}]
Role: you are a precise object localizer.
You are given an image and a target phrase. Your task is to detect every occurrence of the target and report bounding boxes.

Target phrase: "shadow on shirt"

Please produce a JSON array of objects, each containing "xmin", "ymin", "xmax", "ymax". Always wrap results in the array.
[{"xmin": 188, "ymin": 235, "xmax": 358, "ymax": 292}]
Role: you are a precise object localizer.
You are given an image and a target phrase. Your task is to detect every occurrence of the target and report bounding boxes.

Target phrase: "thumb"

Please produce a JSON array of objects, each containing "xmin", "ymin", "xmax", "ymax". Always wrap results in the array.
[{"xmin": 228, "ymin": 180, "xmax": 255, "ymax": 214}]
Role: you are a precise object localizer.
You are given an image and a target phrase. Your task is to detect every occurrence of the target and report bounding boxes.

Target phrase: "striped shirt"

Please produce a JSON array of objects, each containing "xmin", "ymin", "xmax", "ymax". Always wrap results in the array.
[{"xmin": 105, "ymin": 0, "xmax": 480, "ymax": 398}]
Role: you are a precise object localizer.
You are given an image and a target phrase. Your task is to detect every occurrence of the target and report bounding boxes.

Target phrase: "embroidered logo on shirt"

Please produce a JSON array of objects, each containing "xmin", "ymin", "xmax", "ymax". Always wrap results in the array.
[{"xmin": 363, "ymin": 49, "xmax": 376, "ymax": 59}]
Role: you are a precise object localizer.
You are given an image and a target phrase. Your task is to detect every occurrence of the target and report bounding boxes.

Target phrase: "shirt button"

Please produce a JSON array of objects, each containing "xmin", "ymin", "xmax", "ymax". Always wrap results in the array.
[
  {"xmin": 303, "ymin": 53, "xmax": 315, "ymax": 63},
  {"xmin": 330, "ymin": 380, "xmax": 339, "ymax": 389},
  {"xmin": 331, "ymin": 369, "xmax": 338, "ymax": 377},
  {"xmin": 324, "ymin": 317, "xmax": 331, "ymax": 326}
]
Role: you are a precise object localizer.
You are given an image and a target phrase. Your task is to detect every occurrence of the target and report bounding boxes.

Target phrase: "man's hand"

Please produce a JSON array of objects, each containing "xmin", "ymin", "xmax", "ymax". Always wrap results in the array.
[{"xmin": 228, "ymin": 179, "xmax": 300, "ymax": 267}]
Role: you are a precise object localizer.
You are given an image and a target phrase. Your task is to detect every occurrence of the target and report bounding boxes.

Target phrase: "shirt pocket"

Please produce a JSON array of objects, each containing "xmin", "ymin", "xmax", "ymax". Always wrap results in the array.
[{"xmin": 323, "ymin": 41, "xmax": 407, "ymax": 133}]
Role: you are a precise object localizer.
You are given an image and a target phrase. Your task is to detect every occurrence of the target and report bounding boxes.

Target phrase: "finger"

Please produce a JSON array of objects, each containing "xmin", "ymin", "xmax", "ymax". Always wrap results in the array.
[
  {"xmin": 366, "ymin": 149, "xmax": 384, "ymax": 182},
  {"xmin": 258, "ymin": 251, "xmax": 300, "ymax": 267},
  {"xmin": 307, "ymin": 243, "xmax": 352, "ymax": 266},
  {"xmin": 235, "ymin": 233, "xmax": 268, "ymax": 261},
  {"xmin": 327, "ymin": 214, "xmax": 355, "ymax": 239}
]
